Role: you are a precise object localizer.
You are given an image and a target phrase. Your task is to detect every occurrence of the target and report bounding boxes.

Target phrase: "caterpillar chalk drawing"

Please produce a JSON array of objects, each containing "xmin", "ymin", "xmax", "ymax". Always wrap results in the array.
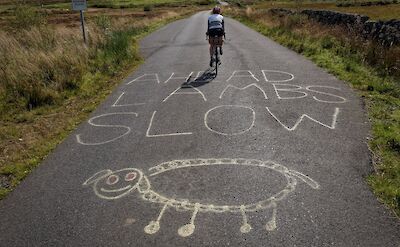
[{"xmin": 83, "ymin": 158, "xmax": 319, "ymax": 237}]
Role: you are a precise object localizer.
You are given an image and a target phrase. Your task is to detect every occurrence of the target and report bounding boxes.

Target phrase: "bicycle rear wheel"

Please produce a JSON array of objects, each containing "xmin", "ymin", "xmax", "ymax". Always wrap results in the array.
[{"xmin": 215, "ymin": 46, "xmax": 219, "ymax": 75}]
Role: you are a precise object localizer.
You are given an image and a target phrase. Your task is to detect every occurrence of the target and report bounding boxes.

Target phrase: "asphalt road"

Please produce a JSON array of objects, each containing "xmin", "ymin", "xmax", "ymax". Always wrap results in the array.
[{"xmin": 1, "ymin": 11, "xmax": 399, "ymax": 246}]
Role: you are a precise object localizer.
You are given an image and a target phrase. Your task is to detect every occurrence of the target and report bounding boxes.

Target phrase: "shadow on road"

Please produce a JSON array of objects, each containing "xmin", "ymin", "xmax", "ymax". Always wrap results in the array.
[{"xmin": 182, "ymin": 68, "xmax": 216, "ymax": 88}]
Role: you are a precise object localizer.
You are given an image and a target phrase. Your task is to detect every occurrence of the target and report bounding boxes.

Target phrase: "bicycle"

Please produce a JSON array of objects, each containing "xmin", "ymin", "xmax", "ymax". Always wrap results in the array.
[{"xmin": 207, "ymin": 34, "xmax": 224, "ymax": 75}]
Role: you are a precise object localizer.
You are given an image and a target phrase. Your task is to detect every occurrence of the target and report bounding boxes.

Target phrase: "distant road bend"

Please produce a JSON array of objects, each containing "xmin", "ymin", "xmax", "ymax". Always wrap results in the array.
[
  {"xmin": 0, "ymin": 11, "xmax": 399, "ymax": 246},
  {"xmin": 218, "ymin": 1, "xmax": 229, "ymax": 6}
]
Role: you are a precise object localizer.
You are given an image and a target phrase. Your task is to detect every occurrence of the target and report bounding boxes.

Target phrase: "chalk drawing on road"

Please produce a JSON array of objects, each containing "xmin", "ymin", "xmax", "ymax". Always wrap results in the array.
[
  {"xmin": 84, "ymin": 159, "xmax": 319, "ymax": 237},
  {"xmin": 273, "ymin": 84, "xmax": 308, "ymax": 100},
  {"xmin": 194, "ymin": 71, "xmax": 204, "ymax": 80},
  {"xmin": 204, "ymin": 105, "xmax": 256, "ymax": 136},
  {"xmin": 126, "ymin": 74, "xmax": 160, "ymax": 85},
  {"xmin": 265, "ymin": 107, "xmax": 340, "ymax": 131},
  {"xmin": 273, "ymin": 84, "xmax": 347, "ymax": 103},
  {"xmin": 262, "ymin": 70, "xmax": 294, "ymax": 82},
  {"xmin": 226, "ymin": 70, "xmax": 259, "ymax": 82},
  {"xmin": 219, "ymin": 84, "xmax": 268, "ymax": 100},
  {"xmin": 306, "ymin": 86, "xmax": 347, "ymax": 103},
  {"xmin": 163, "ymin": 86, "xmax": 207, "ymax": 102},
  {"xmin": 83, "ymin": 168, "xmax": 144, "ymax": 199},
  {"xmin": 146, "ymin": 111, "xmax": 193, "ymax": 137},
  {"xmin": 164, "ymin": 72, "xmax": 194, "ymax": 84},
  {"xmin": 112, "ymin": 92, "xmax": 145, "ymax": 107},
  {"xmin": 76, "ymin": 112, "xmax": 138, "ymax": 145}
]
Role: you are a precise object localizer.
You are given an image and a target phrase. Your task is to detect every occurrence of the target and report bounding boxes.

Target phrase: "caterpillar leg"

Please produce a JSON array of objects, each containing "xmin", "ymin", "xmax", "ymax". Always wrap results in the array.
[
  {"xmin": 265, "ymin": 202, "xmax": 277, "ymax": 232},
  {"xmin": 144, "ymin": 203, "xmax": 168, "ymax": 234},
  {"xmin": 240, "ymin": 205, "xmax": 252, "ymax": 233},
  {"xmin": 178, "ymin": 204, "xmax": 200, "ymax": 237}
]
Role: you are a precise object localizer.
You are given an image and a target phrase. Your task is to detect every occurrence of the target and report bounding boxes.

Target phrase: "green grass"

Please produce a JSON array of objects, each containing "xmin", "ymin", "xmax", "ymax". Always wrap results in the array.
[
  {"xmin": 36, "ymin": 0, "xmax": 213, "ymax": 10},
  {"xmin": 228, "ymin": 11, "xmax": 400, "ymax": 216},
  {"xmin": 0, "ymin": 0, "xmax": 213, "ymax": 11}
]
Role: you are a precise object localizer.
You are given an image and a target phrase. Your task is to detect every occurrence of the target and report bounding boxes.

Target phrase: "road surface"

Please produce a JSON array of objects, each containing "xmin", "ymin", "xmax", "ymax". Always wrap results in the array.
[{"xmin": 0, "ymin": 11, "xmax": 399, "ymax": 246}]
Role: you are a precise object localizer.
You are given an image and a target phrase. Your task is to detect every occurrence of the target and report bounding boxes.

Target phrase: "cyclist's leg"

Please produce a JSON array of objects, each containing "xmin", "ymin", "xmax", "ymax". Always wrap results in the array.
[
  {"xmin": 216, "ymin": 44, "xmax": 220, "ymax": 65},
  {"xmin": 209, "ymin": 43, "xmax": 215, "ymax": 67},
  {"xmin": 214, "ymin": 30, "xmax": 223, "ymax": 55}
]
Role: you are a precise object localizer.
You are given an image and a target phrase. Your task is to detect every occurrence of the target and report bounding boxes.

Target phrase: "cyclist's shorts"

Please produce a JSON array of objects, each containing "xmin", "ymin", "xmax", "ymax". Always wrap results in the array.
[
  {"xmin": 209, "ymin": 36, "xmax": 223, "ymax": 46},
  {"xmin": 208, "ymin": 28, "xmax": 224, "ymax": 37}
]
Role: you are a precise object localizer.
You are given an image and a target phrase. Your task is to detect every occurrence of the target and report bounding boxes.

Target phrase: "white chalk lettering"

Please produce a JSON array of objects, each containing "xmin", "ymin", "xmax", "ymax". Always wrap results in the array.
[
  {"xmin": 163, "ymin": 86, "xmax": 207, "ymax": 102},
  {"xmin": 262, "ymin": 70, "xmax": 294, "ymax": 82},
  {"xmin": 112, "ymin": 92, "xmax": 145, "ymax": 107},
  {"xmin": 76, "ymin": 112, "xmax": 138, "ymax": 145},
  {"xmin": 226, "ymin": 70, "xmax": 259, "ymax": 82},
  {"xmin": 205, "ymin": 105, "xmax": 256, "ymax": 136},
  {"xmin": 126, "ymin": 74, "xmax": 160, "ymax": 85},
  {"xmin": 265, "ymin": 107, "xmax": 340, "ymax": 131},
  {"xmin": 273, "ymin": 84, "xmax": 308, "ymax": 100},
  {"xmin": 306, "ymin": 86, "xmax": 347, "ymax": 103},
  {"xmin": 164, "ymin": 72, "xmax": 193, "ymax": 84},
  {"xmin": 219, "ymin": 84, "xmax": 268, "ymax": 100},
  {"xmin": 146, "ymin": 111, "xmax": 193, "ymax": 137}
]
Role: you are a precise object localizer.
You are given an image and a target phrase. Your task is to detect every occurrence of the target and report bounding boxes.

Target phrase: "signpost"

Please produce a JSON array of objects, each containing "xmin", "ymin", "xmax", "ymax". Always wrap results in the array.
[{"xmin": 72, "ymin": 0, "xmax": 87, "ymax": 44}]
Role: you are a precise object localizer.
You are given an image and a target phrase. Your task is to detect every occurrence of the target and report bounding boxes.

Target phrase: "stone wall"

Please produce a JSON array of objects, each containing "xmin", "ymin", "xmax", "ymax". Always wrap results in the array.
[
  {"xmin": 268, "ymin": 8, "xmax": 400, "ymax": 46},
  {"xmin": 336, "ymin": 0, "xmax": 398, "ymax": 7}
]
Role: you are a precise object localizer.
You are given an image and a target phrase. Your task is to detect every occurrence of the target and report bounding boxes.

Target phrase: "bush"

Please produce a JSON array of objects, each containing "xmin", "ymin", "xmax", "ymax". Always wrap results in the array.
[
  {"xmin": 144, "ymin": 5, "xmax": 153, "ymax": 11},
  {"xmin": 336, "ymin": 0, "xmax": 398, "ymax": 7},
  {"xmin": 95, "ymin": 26, "xmax": 142, "ymax": 74},
  {"xmin": 196, "ymin": 0, "xmax": 213, "ymax": 5},
  {"xmin": 0, "ymin": 26, "xmax": 89, "ymax": 110},
  {"xmin": 93, "ymin": 15, "xmax": 111, "ymax": 33},
  {"xmin": 12, "ymin": 5, "xmax": 46, "ymax": 29},
  {"xmin": 321, "ymin": 36, "xmax": 335, "ymax": 49},
  {"xmin": 278, "ymin": 14, "xmax": 306, "ymax": 29}
]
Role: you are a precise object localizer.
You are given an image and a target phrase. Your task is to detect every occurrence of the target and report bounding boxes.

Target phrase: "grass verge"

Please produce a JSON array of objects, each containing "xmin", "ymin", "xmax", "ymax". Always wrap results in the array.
[
  {"xmin": 27, "ymin": 0, "xmax": 213, "ymax": 10},
  {"xmin": 0, "ymin": 7, "xmax": 204, "ymax": 199},
  {"xmin": 227, "ymin": 8, "xmax": 400, "ymax": 216}
]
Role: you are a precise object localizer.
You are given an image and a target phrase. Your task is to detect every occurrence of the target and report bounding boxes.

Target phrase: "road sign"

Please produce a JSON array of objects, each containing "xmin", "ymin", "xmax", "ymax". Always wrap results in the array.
[
  {"xmin": 72, "ymin": 0, "xmax": 87, "ymax": 43},
  {"xmin": 72, "ymin": 0, "xmax": 87, "ymax": 11}
]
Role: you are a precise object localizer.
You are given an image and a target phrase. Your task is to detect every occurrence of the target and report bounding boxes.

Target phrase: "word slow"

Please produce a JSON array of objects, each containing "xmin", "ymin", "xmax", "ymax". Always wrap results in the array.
[
  {"xmin": 76, "ymin": 106, "xmax": 340, "ymax": 145},
  {"xmin": 83, "ymin": 158, "xmax": 320, "ymax": 237}
]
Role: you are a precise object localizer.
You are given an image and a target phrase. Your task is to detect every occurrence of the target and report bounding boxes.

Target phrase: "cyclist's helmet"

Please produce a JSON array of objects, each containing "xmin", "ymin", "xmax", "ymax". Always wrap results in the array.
[{"xmin": 212, "ymin": 6, "xmax": 221, "ymax": 14}]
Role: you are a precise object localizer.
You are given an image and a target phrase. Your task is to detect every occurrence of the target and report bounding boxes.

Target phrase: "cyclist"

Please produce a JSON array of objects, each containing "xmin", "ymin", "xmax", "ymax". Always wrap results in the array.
[{"xmin": 206, "ymin": 6, "xmax": 225, "ymax": 67}]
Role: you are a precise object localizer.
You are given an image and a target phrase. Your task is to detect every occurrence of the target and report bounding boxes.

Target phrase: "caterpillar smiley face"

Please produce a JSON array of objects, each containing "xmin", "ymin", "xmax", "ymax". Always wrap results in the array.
[
  {"xmin": 83, "ymin": 168, "xmax": 143, "ymax": 200},
  {"xmin": 84, "ymin": 159, "xmax": 320, "ymax": 238}
]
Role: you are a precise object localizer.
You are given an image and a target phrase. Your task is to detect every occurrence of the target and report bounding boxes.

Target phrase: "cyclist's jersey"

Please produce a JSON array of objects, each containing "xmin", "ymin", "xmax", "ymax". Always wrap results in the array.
[{"xmin": 208, "ymin": 14, "xmax": 224, "ymax": 31}]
